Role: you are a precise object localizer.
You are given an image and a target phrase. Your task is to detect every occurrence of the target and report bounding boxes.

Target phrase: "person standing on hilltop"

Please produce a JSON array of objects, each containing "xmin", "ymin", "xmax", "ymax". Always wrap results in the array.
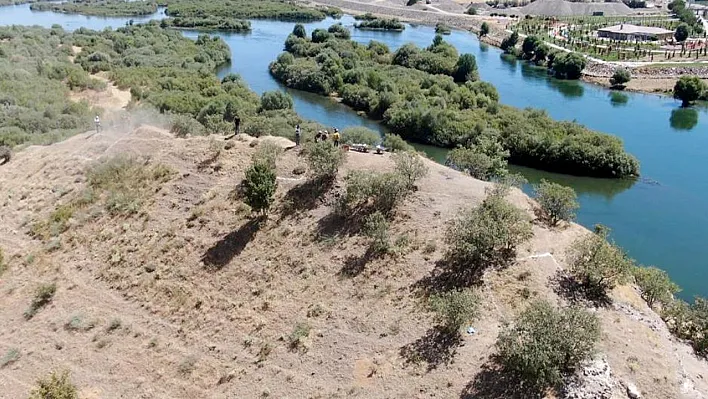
[
  {"xmin": 295, "ymin": 124, "xmax": 301, "ymax": 146},
  {"xmin": 94, "ymin": 115, "xmax": 101, "ymax": 133},
  {"xmin": 234, "ymin": 115, "xmax": 241, "ymax": 136}
]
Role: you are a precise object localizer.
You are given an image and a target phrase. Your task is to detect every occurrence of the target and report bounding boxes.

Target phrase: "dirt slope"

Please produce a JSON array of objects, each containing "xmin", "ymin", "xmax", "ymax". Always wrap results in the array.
[{"xmin": 0, "ymin": 119, "xmax": 707, "ymax": 398}]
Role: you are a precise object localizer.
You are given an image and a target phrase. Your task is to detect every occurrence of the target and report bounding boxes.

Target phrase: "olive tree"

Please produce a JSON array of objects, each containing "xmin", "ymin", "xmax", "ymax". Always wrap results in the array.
[
  {"xmin": 568, "ymin": 225, "xmax": 634, "ymax": 296},
  {"xmin": 305, "ymin": 140, "xmax": 345, "ymax": 181},
  {"xmin": 674, "ymin": 76, "xmax": 706, "ymax": 106},
  {"xmin": 453, "ymin": 53, "xmax": 479, "ymax": 83},
  {"xmin": 428, "ymin": 289, "xmax": 480, "ymax": 333},
  {"xmin": 534, "ymin": 179, "xmax": 579, "ymax": 226},
  {"xmin": 243, "ymin": 160, "xmax": 277, "ymax": 215},
  {"xmin": 445, "ymin": 191, "xmax": 532, "ymax": 268},
  {"xmin": 496, "ymin": 300, "xmax": 601, "ymax": 389},
  {"xmin": 393, "ymin": 151, "xmax": 428, "ymax": 190},
  {"xmin": 634, "ymin": 266, "xmax": 680, "ymax": 308}
]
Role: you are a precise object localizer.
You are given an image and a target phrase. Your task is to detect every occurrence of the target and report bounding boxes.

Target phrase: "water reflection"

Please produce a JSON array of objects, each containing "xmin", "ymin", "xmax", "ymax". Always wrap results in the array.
[
  {"xmin": 609, "ymin": 91, "xmax": 629, "ymax": 107},
  {"xmin": 509, "ymin": 165, "xmax": 636, "ymax": 200},
  {"xmin": 670, "ymin": 108, "xmax": 699, "ymax": 131},
  {"xmin": 548, "ymin": 78, "xmax": 585, "ymax": 99},
  {"xmin": 499, "ymin": 53, "xmax": 518, "ymax": 72}
]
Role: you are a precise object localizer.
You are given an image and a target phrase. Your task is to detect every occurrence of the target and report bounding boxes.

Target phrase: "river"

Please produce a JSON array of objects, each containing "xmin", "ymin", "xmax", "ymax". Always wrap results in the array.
[{"xmin": 1, "ymin": 5, "xmax": 707, "ymax": 299}]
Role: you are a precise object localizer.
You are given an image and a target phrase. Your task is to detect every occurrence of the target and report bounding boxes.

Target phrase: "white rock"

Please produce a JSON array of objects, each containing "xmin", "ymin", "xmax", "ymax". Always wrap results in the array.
[{"xmin": 626, "ymin": 382, "xmax": 642, "ymax": 399}]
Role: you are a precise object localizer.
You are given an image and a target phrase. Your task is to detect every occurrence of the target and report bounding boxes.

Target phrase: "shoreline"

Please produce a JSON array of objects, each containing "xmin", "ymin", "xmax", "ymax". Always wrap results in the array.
[{"xmin": 304, "ymin": 0, "xmax": 705, "ymax": 97}]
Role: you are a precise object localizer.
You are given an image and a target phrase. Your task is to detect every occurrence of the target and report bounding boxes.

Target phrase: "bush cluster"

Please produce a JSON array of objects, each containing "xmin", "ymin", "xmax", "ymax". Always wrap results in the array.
[
  {"xmin": 30, "ymin": 0, "xmax": 157, "ymax": 16},
  {"xmin": 29, "ymin": 370, "xmax": 78, "ymax": 399},
  {"xmin": 496, "ymin": 300, "xmax": 601, "ymax": 390},
  {"xmin": 304, "ymin": 140, "xmax": 345, "ymax": 181},
  {"xmin": 162, "ymin": 17, "xmax": 251, "ymax": 32},
  {"xmin": 428, "ymin": 289, "xmax": 480, "ymax": 333},
  {"xmin": 355, "ymin": 17, "xmax": 405, "ymax": 31},
  {"xmin": 534, "ymin": 179, "xmax": 579, "ymax": 226},
  {"xmin": 269, "ymin": 28, "xmax": 639, "ymax": 178},
  {"xmin": 445, "ymin": 190, "xmax": 532, "ymax": 269}
]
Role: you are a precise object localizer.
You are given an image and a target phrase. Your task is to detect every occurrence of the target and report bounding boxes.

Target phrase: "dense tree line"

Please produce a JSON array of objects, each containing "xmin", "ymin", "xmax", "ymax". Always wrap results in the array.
[
  {"xmin": 269, "ymin": 25, "xmax": 639, "ymax": 177},
  {"xmin": 161, "ymin": 17, "xmax": 251, "ymax": 32},
  {"xmin": 30, "ymin": 0, "xmax": 158, "ymax": 17},
  {"xmin": 164, "ymin": 0, "xmax": 342, "ymax": 22},
  {"xmin": 354, "ymin": 18, "xmax": 405, "ymax": 31}
]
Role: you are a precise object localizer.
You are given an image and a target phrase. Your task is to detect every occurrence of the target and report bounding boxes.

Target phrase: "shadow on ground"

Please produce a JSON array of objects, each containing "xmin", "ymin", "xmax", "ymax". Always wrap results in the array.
[
  {"xmin": 201, "ymin": 217, "xmax": 263, "ymax": 270},
  {"xmin": 551, "ymin": 270, "xmax": 612, "ymax": 308},
  {"xmin": 413, "ymin": 258, "xmax": 486, "ymax": 294},
  {"xmin": 280, "ymin": 177, "xmax": 334, "ymax": 219},
  {"xmin": 400, "ymin": 326, "xmax": 462, "ymax": 371},
  {"xmin": 460, "ymin": 362, "xmax": 544, "ymax": 399}
]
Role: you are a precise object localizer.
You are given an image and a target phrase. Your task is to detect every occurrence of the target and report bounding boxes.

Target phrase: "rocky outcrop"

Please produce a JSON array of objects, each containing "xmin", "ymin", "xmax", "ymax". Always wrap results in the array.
[{"xmin": 562, "ymin": 357, "xmax": 614, "ymax": 399}]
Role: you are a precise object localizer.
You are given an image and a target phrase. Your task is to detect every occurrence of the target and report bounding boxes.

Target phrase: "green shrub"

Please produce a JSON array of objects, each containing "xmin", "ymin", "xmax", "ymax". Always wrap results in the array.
[
  {"xmin": 392, "ymin": 151, "xmax": 428, "ymax": 190},
  {"xmin": 288, "ymin": 322, "xmax": 311, "ymax": 352},
  {"xmin": 500, "ymin": 31, "xmax": 519, "ymax": 53},
  {"xmin": 568, "ymin": 225, "xmax": 633, "ymax": 296},
  {"xmin": 674, "ymin": 76, "xmax": 706, "ymax": 106},
  {"xmin": 243, "ymin": 161, "xmax": 277, "ymax": 215},
  {"xmin": 311, "ymin": 28, "xmax": 331, "ymax": 43},
  {"xmin": 551, "ymin": 52, "xmax": 587, "ymax": 80},
  {"xmin": 363, "ymin": 211, "xmax": 391, "ymax": 255},
  {"xmin": 445, "ymin": 191, "xmax": 532, "ymax": 268},
  {"xmin": 293, "ymin": 23, "xmax": 307, "ymax": 38},
  {"xmin": 496, "ymin": 300, "xmax": 601, "ymax": 390},
  {"xmin": 663, "ymin": 297, "xmax": 708, "ymax": 357},
  {"xmin": 29, "ymin": 370, "xmax": 78, "ymax": 399},
  {"xmin": 446, "ymin": 135, "xmax": 509, "ymax": 181},
  {"xmin": 609, "ymin": 69, "xmax": 631, "ymax": 88},
  {"xmin": 534, "ymin": 179, "xmax": 579, "ymax": 226},
  {"xmin": 253, "ymin": 141, "xmax": 283, "ymax": 168},
  {"xmin": 428, "ymin": 289, "xmax": 480, "ymax": 333},
  {"xmin": 305, "ymin": 141, "xmax": 345, "ymax": 180},
  {"xmin": 24, "ymin": 283, "xmax": 57, "ymax": 320},
  {"xmin": 339, "ymin": 171, "xmax": 408, "ymax": 216},
  {"xmin": 340, "ymin": 127, "xmax": 380, "ymax": 146},
  {"xmin": 260, "ymin": 90, "xmax": 294, "ymax": 111},
  {"xmin": 633, "ymin": 266, "xmax": 680, "ymax": 308},
  {"xmin": 382, "ymin": 133, "xmax": 414, "ymax": 152},
  {"xmin": 480, "ymin": 22, "xmax": 490, "ymax": 37},
  {"xmin": 170, "ymin": 114, "xmax": 204, "ymax": 137},
  {"xmin": 327, "ymin": 23, "xmax": 351, "ymax": 39}
]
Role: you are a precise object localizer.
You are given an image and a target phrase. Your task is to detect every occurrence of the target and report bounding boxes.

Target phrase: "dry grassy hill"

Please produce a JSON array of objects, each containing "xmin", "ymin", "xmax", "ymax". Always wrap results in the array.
[{"xmin": 0, "ymin": 119, "xmax": 707, "ymax": 398}]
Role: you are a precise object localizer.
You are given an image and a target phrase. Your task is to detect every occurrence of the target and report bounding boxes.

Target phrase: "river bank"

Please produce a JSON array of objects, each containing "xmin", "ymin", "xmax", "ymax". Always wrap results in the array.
[{"xmin": 304, "ymin": 0, "xmax": 707, "ymax": 96}]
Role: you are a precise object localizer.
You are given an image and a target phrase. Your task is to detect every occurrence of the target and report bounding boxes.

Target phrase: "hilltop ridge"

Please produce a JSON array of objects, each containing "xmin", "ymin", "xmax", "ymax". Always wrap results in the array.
[{"xmin": 0, "ymin": 120, "xmax": 706, "ymax": 398}]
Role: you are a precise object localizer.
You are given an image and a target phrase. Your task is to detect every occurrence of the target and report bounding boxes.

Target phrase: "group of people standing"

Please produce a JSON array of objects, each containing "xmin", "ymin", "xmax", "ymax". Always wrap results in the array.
[{"xmin": 294, "ymin": 125, "xmax": 340, "ymax": 147}]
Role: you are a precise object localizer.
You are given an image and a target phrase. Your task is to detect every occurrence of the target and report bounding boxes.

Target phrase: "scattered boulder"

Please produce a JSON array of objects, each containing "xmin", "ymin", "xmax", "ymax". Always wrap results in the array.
[
  {"xmin": 0, "ymin": 146, "xmax": 11, "ymax": 165},
  {"xmin": 626, "ymin": 382, "xmax": 642, "ymax": 399}
]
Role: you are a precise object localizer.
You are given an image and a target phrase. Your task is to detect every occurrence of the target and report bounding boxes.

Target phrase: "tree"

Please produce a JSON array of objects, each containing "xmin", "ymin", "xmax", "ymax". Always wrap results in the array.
[
  {"xmin": 311, "ymin": 28, "xmax": 331, "ymax": 43},
  {"xmin": 429, "ymin": 289, "xmax": 480, "ymax": 333},
  {"xmin": 552, "ymin": 52, "xmax": 586, "ymax": 79},
  {"xmin": 453, "ymin": 53, "xmax": 479, "ymax": 83},
  {"xmin": 305, "ymin": 140, "xmax": 345, "ymax": 181},
  {"xmin": 675, "ymin": 23, "xmax": 690, "ymax": 42},
  {"xmin": 634, "ymin": 266, "xmax": 680, "ymax": 308},
  {"xmin": 534, "ymin": 43, "xmax": 550, "ymax": 63},
  {"xmin": 521, "ymin": 35, "xmax": 542, "ymax": 59},
  {"xmin": 500, "ymin": 31, "xmax": 519, "ymax": 53},
  {"xmin": 446, "ymin": 134, "xmax": 509, "ymax": 181},
  {"xmin": 340, "ymin": 127, "xmax": 380, "ymax": 146},
  {"xmin": 393, "ymin": 151, "xmax": 428, "ymax": 190},
  {"xmin": 496, "ymin": 300, "xmax": 601, "ymax": 390},
  {"xmin": 243, "ymin": 161, "xmax": 277, "ymax": 215},
  {"xmin": 445, "ymin": 191, "xmax": 532, "ymax": 269},
  {"xmin": 363, "ymin": 211, "xmax": 391, "ymax": 255},
  {"xmin": 293, "ymin": 23, "xmax": 307, "ymax": 38},
  {"xmin": 568, "ymin": 225, "xmax": 634, "ymax": 296},
  {"xmin": 534, "ymin": 179, "xmax": 579, "ymax": 226},
  {"xmin": 260, "ymin": 90, "xmax": 293, "ymax": 111},
  {"xmin": 383, "ymin": 133, "xmax": 415, "ymax": 152},
  {"xmin": 479, "ymin": 22, "xmax": 490, "ymax": 37},
  {"xmin": 609, "ymin": 68, "xmax": 631, "ymax": 88},
  {"xmin": 327, "ymin": 23, "xmax": 351, "ymax": 39},
  {"xmin": 673, "ymin": 75, "xmax": 706, "ymax": 106}
]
